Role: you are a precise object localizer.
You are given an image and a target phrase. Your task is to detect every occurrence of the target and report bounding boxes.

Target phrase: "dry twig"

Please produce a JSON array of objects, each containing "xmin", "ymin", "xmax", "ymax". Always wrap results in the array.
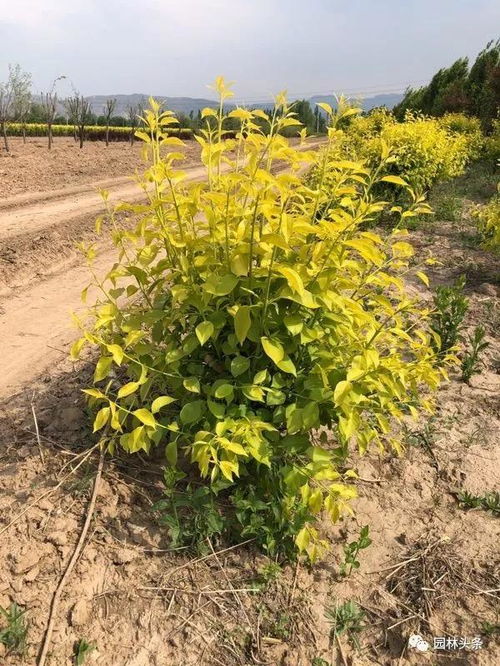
[{"xmin": 37, "ymin": 450, "xmax": 105, "ymax": 666}]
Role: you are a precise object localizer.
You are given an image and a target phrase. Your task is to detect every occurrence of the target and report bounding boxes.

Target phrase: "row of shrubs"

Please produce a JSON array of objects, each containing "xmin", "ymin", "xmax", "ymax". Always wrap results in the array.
[
  {"xmin": 6, "ymin": 123, "xmax": 194, "ymax": 141},
  {"xmin": 340, "ymin": 109, "xmax": 495, "ymax": 192}
]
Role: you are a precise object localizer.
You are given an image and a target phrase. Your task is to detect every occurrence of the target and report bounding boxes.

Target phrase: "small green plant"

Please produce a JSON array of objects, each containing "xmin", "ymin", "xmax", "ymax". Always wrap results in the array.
[
  {"xmin": 0, "ymin": 603, "xmax": 27, "ymax": 655},
  {"xmin": 73, "ymin": 638, "xmax": 96, "ymax": 665},
  {"xmin": 153, "ymin": 468, "xmax": 225, "ymax": 554},
  {"xmin": 252, "ymin": 561, "xmax": 282, "ymax": 591},
  {"xmin": 312, "ymin": 658, "xmax": 331, "ymax": 666},
  {"xmin": 434, "ymin": 195, "xmax": 463, "ymax": 222},
  {"xmin": 325, "ymin": 600, "xmax": 366, "ymax": 649},
  {"xmin": 473, "ymin": 185, "xmax": 500, "ymax": 250},
  {"xmin": 431, "ymin": 276, "xmax": 469, "ymax": 357},
  {"xmin": 339, "ymin": 525, "xmax": 371, "ymax": 577},
  {"xmin": 457, "ymin": 490, "xmax": 500, "ymax": 515},
  {"xmin": 461, "ymin": 325, "xmax": 489, "ymax": 382},
  {"xmin": 480, "ymin": 620, "xmax": 500, "ymax": 637}
]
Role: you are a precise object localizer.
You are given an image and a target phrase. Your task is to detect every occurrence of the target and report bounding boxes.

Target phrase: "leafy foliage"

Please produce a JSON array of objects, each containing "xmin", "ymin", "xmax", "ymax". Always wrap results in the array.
[
  {"xmin": 6, "ymin": 122, "xmax": 193, "ymax": 141},
  {"xmin": 73, "ymin": 639, "xmax": 96, "ymax": 665},
  {"xmin": 473, "ymin": 185, "xmax": 500, "ymax": 250},
  {"xmin": 457, "ymin": 490, "xmax": 500, "ymax": 515},
  {"xmin": 325, "ymin": 600, "xmax": 366, "ymax": 649},
  {"xmin": 430, "ymin": 276, "xmax": 468, "ymax": 358},
  {"xmin": 339, "ymin": 525, "xmax": 371, "ymax": 577},
  {"xmin": 0, "ymin": 603, "xmax": 27, "ymax": 655},
  {"xmin": 153, "ymin": 469, "xmax": 224, "ymax": 554},
  {"xmin": 75, "ymin": 80, "xmax": 445, "ymax": 560},
  {"xmin": 461, "ymin": 325, "xmax": 489, "ymax": 383},
  {"xmin": 394, "ymin": 40, "xmax": 500, "ymax": 130}
]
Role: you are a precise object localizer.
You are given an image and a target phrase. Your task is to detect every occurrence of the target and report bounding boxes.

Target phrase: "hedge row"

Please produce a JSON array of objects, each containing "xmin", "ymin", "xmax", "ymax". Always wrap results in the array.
[{"xmin": 6, "ymin": 123, "xmax": 194, "ymax": 141}]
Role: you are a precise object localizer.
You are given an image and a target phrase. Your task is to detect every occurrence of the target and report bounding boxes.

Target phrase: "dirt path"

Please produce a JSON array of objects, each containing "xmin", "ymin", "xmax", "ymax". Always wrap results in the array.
[
  {"xmin": 0, "ymin": 169, "xmax": 207, "ymax": 241},
  {"xmin": 0, "ymin": 141, "xmax": 325, "ymax": 401}
]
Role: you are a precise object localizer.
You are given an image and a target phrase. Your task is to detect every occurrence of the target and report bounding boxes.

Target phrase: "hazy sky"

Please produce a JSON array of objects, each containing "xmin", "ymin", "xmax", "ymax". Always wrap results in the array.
[{"xmin": 0, "ymin": 0, "xmax": 498, "ymax": 102}]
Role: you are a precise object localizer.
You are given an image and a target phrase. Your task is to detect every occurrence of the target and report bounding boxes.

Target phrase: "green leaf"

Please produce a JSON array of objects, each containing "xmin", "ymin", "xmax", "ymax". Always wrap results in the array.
[
  {"xmin": 93, "ymin": 407, "xmax": 110, "ymax": 432},
  {"xmin": 133, "ymin": 408, "xmax": 157, "ymax": 428},
  {"xmin": 284, "ymin": 314, "xmax": 303, "ymax": 336},
  {"xmin": 195, "ymin": 321, "xmax": 214, "ymax": 346},
  {"xmin": 261, "ymin": 337, "xmax": 284, "ymax": 365},
  {"xmin": 205, "ymin": 273, "xmax": 239, "ymax": 296},
  {"xmin": 94, "ymin": 356, "xmax": 112, "ymax": 382},
  {"xmin": 207, "ymin": 399, "xmax": 225, "ymax": 418},
  {"xmin": 180, "ymin": 400, "xmax": 205, "ymax": 425},
  {"xmin": 234, "ymin": 306, "xmax": 251, "ymax": 344},
  {"xmin": 253, "ymin": 369, "xmax": 267, "ymax": 384},
  {"xmin": 214, "ymin": 384, "xmax": 234, "ymax": 400},
  {"xmin": 277, "ymin": 356, "xmax": 296, "ymax": 376},
  {"xmin": 151, "ymin": 395, "xmax": 176, "ymax": 413},
  {"xmin": 242, "ymin": 385, "xmax": 265, "ymax": 402},
  {"xmin": 183, "ymin": 377, "xmax": 201, "ymax": 393},
  {"xmin": 231, "ymin": 356, "xmax": 250, "ymax": 377},
  {"xmin": 165, "ymin": 441, "xmax": 178, "ymax": 466},
  {"xmin": 117, "ymin": 382, "xmax": 140, "ymax": 398}
]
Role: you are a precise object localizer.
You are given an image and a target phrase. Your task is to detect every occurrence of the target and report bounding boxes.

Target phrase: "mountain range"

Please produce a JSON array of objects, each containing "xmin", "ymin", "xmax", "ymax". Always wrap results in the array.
[{"xmin": 85, "ymin": 92, "xmax": 404, "ymax": 117}]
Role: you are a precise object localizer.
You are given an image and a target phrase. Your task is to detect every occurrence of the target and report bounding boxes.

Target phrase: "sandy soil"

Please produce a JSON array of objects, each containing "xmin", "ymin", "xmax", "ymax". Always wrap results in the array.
[
  {"xmin": 0, "ymin": 137, "xmax": 201, "ymax": 198},
  {"xmin": 0, "ymin": 155, "xmax": 498, "ymax": 665}
]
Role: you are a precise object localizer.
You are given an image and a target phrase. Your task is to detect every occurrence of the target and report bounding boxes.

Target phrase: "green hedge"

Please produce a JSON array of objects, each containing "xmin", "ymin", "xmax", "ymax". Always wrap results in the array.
[{"xmin": 6, "ymin": 123, "xmax": 194, "ymax": 141}]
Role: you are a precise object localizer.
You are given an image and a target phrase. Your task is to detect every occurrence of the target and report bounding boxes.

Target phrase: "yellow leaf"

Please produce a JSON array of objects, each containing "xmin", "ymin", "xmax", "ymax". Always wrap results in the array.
[
  {"xmin": 117, "ymin": 382, "xmax": 140, "ymax": 398},
  {"xmin": 133, "ymin": 408, "xmax": 156, "ymax": 428},
  {"xmin": 333, "ymin": 380, "xmax": 352, "ymax": 407},
  {"xmin": 416, "ymin": 271, "xmax": 429, "ymax": 287},
  {"xmin": 276, "ymin": 266, "xmax": 305, "ymax": 295},
  {"xmin": 220, "ymin": 460, "xmax": 239, "ymax": 481}
]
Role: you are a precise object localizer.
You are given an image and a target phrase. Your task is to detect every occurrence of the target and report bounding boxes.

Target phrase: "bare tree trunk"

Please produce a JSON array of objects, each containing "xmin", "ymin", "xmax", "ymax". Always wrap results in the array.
[
  {"xmin": 129, "ymin": 130, "xmax": 134, "ymax": 146},
  {"xmin": 105, "ymin": 125, "xmax": 110, "ymax": 147},
  {"xmin": 48, "ymin": 123, "xmax": 52, "ymax": 150},
  {"xmin": 78, "ymin": 124, "xmax": 84, "ymax": 149},
  {"xmin": 1, "ymin": 122, "xmax": 9, "ymax": 152},
  {"xmin": 22, "ymin": 124, "xmax": 26, "ymax": 143}
]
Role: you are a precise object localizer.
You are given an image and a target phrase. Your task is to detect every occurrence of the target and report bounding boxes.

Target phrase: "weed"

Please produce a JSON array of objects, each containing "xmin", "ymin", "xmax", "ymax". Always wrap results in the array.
[
  {"xmin": 457, "ymin": 490, "xmax": 500, "ymax": 515},
  {"xmin": 267, "ymin": 611, "xmax": 292, "ymax": 640},
  {"xmin": 461, "ymin": 325, "xmax": 489, "ymax": 382},
  {"xmin": 252, "ymin": 561, "xmax": 282, "ymax": 591},
  {"xmin": 339, "ymin": 525, "xmax": 371, "ymax": 577},
  {"xmin": 434, "ymin": 195, "xmax": 463, "ymax": 222},
  {"xmin": 458, "ymin": 230, "xmax": 482, "ymax": 249},
  {"xmin": 325, "ymin": 600, "xmax": 366, "ymax": 649},
  {"xmin": 480, "ymin": 620, "xmax": 500, "ymax": 637},
  {"xmin": 431, "ymin": 276, "xmax": 468, "ymax": 357},
  {"xmin": 312, "ymin": 659, "xmax": 331, "ymax": 666},
  {"xmin": 0, "ymin": 603, "xmax": 27, "ymax": 655},
  {"xmin": 73, "ymin": 638, "xmax": 96, "ymax": 665},
  {"xmin": 153, "ymin": 469, "xmax": 225, "ymax": 554}
]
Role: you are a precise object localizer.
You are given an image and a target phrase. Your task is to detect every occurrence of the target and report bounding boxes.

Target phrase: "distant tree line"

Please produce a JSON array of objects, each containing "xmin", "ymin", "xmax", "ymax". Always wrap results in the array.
[{"xmin": 394, "ymin": 40, "xmax": 500, "ymax": 128}]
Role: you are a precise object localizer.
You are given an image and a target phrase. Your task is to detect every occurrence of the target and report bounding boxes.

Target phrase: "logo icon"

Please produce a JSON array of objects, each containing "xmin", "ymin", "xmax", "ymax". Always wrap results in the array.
[{"xmin": 408, "ymin": 634, "xmax": 430, "ymax": 652}]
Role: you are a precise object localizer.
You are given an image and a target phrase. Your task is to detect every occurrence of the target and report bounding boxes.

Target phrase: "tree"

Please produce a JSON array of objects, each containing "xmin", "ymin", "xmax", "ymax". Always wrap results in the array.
[
  {"xmin": 41, "ymin": 76, "xmax": 66, "ymax": 150},
  {"xmin": 65, "ymin": 94, "xmax": 92, "ymax": 148},
  {"xmin": 0, "ymin": 64, "xmax": 32, "ymax": 152},
  {"xmin": 103, "ymin": 98, "xmax": 117, "ymax": 146},
  {"xmin": 126, "ymin": 99, "xmax": 145, "ymax": 145},
  {"xmin": 394, "ymin": 41, "xmax": 500, "ymax": 128}
]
